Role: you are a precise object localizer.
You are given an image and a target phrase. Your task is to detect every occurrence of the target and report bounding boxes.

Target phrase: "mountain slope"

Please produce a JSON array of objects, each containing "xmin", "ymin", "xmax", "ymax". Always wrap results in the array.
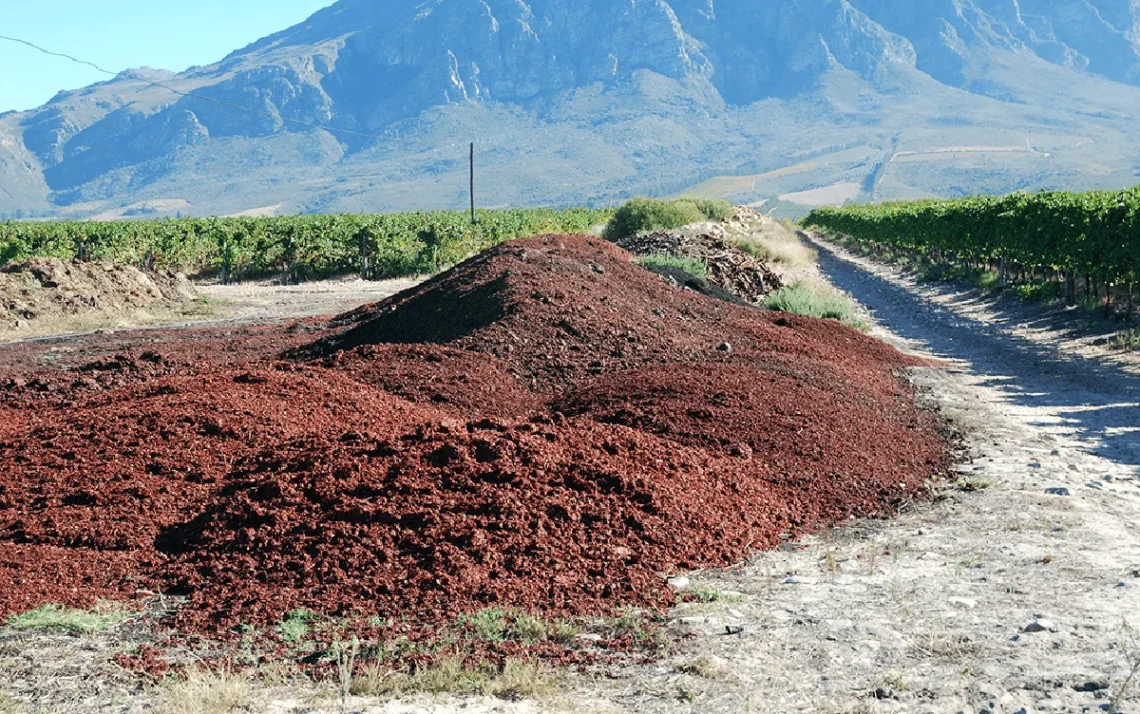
[{"xmin": 3, "ymin": 0, "xmax": 1140, "ymax": 219}]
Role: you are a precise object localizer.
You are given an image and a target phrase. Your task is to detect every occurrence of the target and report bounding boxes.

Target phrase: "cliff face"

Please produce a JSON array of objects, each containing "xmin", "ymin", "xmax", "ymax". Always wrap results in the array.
[{"xmin": 4, "ymin": 0, "xmax": 1140, "ymax": 217}]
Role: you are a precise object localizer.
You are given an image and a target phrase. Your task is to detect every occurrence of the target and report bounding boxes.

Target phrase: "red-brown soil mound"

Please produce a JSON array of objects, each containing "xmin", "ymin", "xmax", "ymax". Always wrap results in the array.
[{"xmin": 0, "ymin": 234, "xmax": 949, "ymax": 634}]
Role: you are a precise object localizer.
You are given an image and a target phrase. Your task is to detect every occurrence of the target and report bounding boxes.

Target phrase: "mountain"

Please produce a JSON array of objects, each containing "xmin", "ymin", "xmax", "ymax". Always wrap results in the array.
[{"xmin": 4, "ymin": 0, "xmax": 1140, "ymax": 220}]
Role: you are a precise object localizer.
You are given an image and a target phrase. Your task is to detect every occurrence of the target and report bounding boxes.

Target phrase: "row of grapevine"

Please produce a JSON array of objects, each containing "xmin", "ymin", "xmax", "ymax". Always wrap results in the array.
[
  {"xmin": 0, "ymin": 207, "xmax": 613, "ymax": 282},
  {"xmin": 804, "ymin": 187, "xmax": 1140, "ymax": 288}
]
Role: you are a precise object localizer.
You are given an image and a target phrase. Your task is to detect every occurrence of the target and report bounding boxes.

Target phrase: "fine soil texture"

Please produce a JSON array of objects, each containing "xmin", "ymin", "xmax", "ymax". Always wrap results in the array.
[{"xmin": 0, "ymin": 235, "xmax": 948, "ymax": 642}]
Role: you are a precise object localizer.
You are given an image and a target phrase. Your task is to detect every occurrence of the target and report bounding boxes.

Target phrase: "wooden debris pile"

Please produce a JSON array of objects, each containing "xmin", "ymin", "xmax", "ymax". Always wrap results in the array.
[{"xmin": 616, "ymin": 226, "xmax": 782, "ymax": 304}]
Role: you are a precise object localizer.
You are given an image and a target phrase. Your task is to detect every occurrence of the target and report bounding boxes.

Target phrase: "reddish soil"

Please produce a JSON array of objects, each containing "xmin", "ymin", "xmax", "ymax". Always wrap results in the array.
[{"xmin": 0, "ymin": 234, "xmax": 949, "ymax": 637}]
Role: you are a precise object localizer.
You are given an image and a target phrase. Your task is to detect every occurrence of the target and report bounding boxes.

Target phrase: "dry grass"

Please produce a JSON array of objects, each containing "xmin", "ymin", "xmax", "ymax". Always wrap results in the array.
[
  {"xmin": 0, "ymin": 692, "xmax": 18, "ymax": 714},
  {"xmin": 730, "ymin": 219, "xmax": 818, "ymax": 272},
  {"xmin": 351, "ymin": 657, "xmax": 556, "ymax": 700},
  {"xmin": 912, "ymin": 632, "xmax": 979, "ymax": 660},
  {"xmin": 676, "ymin": 654, "xmax": 732, "ymax": 680},
  {"xmin": 157, "ymin": 669, "xmax": 252, "ymax": 714}
]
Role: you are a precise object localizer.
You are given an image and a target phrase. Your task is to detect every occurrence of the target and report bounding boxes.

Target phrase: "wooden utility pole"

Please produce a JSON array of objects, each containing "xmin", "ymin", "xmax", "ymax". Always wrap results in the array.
[{"xmin": 470, "ymin": 142, "xmax": 476, "ymax": 224}]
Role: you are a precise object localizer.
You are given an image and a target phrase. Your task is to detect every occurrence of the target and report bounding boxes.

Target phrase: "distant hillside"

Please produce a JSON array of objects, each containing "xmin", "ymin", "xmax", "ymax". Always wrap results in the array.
[{"xmin": 3, "ymin": 0, "xmax": 1140, "ymax": 219}]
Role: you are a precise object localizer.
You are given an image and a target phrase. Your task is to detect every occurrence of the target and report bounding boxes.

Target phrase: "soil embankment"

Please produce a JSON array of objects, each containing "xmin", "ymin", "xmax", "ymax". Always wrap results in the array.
[{"xmin": 0, "ymin": 258, "xmax": 199, "ymax": 336}]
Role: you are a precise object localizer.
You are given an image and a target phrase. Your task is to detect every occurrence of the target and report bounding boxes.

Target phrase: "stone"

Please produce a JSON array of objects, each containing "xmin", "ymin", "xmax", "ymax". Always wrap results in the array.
[
  {"xmin": 948, "ymin": 596, "xmax": 977, "ymax": 609},
  {"xmin": 716, "ymin": 342, "xmax": 732, "ymax": 352},
  {"xmin": 667, "ymin": 576, "xmax": 691, "ymax": 591},
  {"xmin": 1024, "ymin": 619, "xmax": 1057, "ymax": 633},
  {"xmin": 1045, "ymin": 487, "xmax": 1071, "ymax": 496}
]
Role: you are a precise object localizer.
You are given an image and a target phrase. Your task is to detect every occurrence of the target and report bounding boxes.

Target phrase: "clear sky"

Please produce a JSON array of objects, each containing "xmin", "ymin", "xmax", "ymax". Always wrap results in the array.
[{"xmin": 0, "ymin": 1, "xmax": 337, "ymax": 113}]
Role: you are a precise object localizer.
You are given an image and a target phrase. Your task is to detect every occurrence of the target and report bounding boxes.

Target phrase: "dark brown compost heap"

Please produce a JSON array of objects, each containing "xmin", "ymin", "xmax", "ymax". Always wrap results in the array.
[{"xmin": 0, "ymin": 234, "xmax": 948, "ymax": 634}]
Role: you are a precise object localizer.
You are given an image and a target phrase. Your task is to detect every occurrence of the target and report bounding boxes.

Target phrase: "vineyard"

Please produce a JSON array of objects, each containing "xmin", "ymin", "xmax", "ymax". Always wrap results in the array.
[
  {"xmin": 0, "ymin": 208, "xmax": 612, "ymax": 282},
  {"xmin": 805, "ymin": 187, "xmax": 1140, "ymax": 303}
]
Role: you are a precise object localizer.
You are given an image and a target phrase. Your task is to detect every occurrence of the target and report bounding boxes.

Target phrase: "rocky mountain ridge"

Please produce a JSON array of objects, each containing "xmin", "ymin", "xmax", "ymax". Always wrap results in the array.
[{"xmin": 4, "ymin": 0, "xmax": 1140, "ymax": 218}]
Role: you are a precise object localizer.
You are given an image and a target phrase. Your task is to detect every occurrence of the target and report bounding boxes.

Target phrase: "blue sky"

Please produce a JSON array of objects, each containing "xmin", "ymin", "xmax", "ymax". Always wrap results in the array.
[{"xmin": 0, "ymin": 1, "xmax": 336, "ymax": 112}]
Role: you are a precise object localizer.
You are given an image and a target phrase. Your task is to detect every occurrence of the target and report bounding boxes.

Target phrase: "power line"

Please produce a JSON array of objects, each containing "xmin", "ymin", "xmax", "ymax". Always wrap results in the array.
[{"xmin": 0, "ymin": 33, "xmax": 424, "ymax": 143}]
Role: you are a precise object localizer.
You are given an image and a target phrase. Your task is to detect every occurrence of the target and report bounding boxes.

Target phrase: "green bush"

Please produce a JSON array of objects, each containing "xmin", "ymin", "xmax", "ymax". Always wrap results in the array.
[
  {"xmin": 677, "ymin": 197, "xmax": 735, "ymax": 221},
  {"xmin": 635, "ymin": 253, "xmax": 708, "ymax": 279},
  {"xmin": 602, "ymin": 198, "xmax": 707, "ymax": 241}
]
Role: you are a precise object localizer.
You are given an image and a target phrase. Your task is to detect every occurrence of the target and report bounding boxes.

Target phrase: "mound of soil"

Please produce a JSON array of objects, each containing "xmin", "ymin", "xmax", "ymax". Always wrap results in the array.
[
  {"xmin": 0, "ymin": 258, "xmax": 197, "ymax": 332},
  {"xmin": 0, "ymin": 234, "xmax": 949, "ymax": 636}
]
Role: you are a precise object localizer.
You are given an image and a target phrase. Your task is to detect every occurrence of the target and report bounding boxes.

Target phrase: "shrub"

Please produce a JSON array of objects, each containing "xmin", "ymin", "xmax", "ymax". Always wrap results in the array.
[
  {"xmin": 602, "ymin": 198, "xmax": 707, "ymax": 241},
  {"xmin": 676, "ymin": 197, "xmax": 735, "ymax": 221}
]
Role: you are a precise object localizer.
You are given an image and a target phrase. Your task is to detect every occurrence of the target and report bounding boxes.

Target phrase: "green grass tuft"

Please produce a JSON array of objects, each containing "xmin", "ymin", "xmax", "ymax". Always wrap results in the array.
[
  {"xmin": 686, "ymin": 584, "xmax": 744, "ymax": 603},
  {"xmin": 5, "ymin": 603, "xmax": 132, "ymax": 634},
  {"xmin": 765, "ymin": 283, "xmax": 866, "ymax": 329},
  {"xmin": 276, "ymin": 609, "xmax": 319, "ymax": 643},
  {"xmin": 635, "ymin": 253, "xmax": 708, "ymax": 279},
  {"xmin": 456, "ymin": 608, "xmax": 571, "ymax": 645},
  {"xmin": 1109, "ymin": 328, "xmax": 1140, "ymax": 351}
]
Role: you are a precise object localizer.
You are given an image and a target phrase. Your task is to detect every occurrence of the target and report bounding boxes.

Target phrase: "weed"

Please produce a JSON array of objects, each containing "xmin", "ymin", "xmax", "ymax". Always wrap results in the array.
[
  {"xmin": 918, "ymin": 263, "xmax": 1000, "ymax": 289},
  {"xmin": 685, "ymin": 584, "xmax": 744, "ymax": 603},
  {"xmin": 4, "ymin": 603, "xmax": 131, "ymax": 634},
  {"xmin": 1109, "ymin": 328, "xmax": 1140, "ymax": 351},
  {"xmin": 884, "ymin": 671, "xmax": 911, "ymax": 693},
  {"xmin": 333, "ymin": 636, "xmax": 359, "ymax": 713},
  {"xmin": 635, "ymin": 253, "xmax": 708, "ymax": 279},
  {"xmin": 546, "ymin": 619, "xmax": 581, "ymax": 644},
  {"xmin": 822, "ymin": 548, "xmax": 840, "ymax": 573},
  {"xmin": 1109, "ymin": 619, "xmax": 1140, "ymax": 714},
  {"xmin": 158, "ymin": 668, "xmax": 251, "ymax": 714},
  {"xmin": 675, "ymin": 681, "xmax": 702, "ymax": 702},
  {"xmin": 488, "ymin": 659, "xmax": 557, "ymax": 700},
  {"xmin": 914, "ymin": 632, "xmax": 978, "ymax": 659},
  {"xmin": 1014, "ymin": 280, "xmax": 1064, "ymax": 303},
  {"xmin": 455, "ymin": 608, "xmax": 563, "ymax": 645},
  {"xmin": 729, "ymin": 238, "xmax": 770, "ymax": 261},
  {"xmin": 276, "ymin": 609, "xmax": 319, "ymax": 643},
  {"xmin": 607, "ymin": 607, "xmax": 650, "ymax": 639},
  {"xmin": 352, "ymin": 657, "xmax": 555, "ymax": 700},
  {"xmin": 676, "ymin": 654, "xmax": 731, "ymax": 680},
  {"xmin": 954, "ymin": 475, "xmax": 996, "ymax": 492},
  {"xmin": 765, "ymin": 282, "xmax": 867, "ymax": 329},
  {"xmin": 0, "ymin": 692, "xmax": 17, "ymax": 714}
]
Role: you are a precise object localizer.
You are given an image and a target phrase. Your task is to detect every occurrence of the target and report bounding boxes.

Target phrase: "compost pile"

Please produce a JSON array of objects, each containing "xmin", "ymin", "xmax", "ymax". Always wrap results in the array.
[
  {"xmin": 615, "ymin": 229, "xmax": 782, "ymax": 303},
  {"xmin": 0, "ymin": 235, "xmax": 947, "ymax": 635},
  {"xmin": 0, "ymin": 258, "xmax": 198, "ymax": 331}
]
